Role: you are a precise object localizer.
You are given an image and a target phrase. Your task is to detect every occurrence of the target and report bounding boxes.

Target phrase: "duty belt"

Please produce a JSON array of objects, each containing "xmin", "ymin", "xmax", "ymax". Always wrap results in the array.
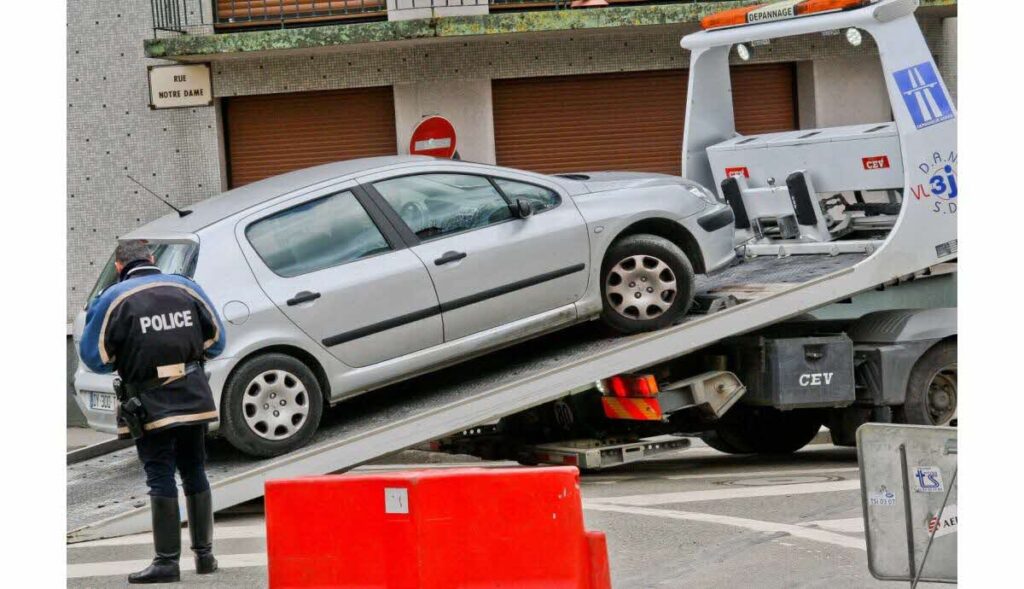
[{"xmin": 124, "ymin": 361, "xmax": 202, "ymax": 396}]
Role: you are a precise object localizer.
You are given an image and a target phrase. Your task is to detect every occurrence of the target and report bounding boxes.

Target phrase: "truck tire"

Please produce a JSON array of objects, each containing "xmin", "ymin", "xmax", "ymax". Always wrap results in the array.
[
  {"xmin": 699, "ymin": 429, "xmax": 754, "ymax": 454},
  {"xmin": 896, "ymin": 339, "xmax": 957, "ymax": 426},
  {"xmin": 707, "ymin": 406, "xmax": 822, "ymax": 455},
  {"xmin": 600, "ymin": 234, "xmax": 696, "ymax": 334},
  {"xmin": 221, "ymin": 353, "xmax": 324, "ymax": 458}
]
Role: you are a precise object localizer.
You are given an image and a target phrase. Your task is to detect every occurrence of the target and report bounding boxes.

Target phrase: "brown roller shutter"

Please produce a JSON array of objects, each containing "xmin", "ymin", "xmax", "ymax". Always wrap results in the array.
[
  {"xmin": 493, "ymin": 64, "xmax": 796, "ymax": 175},
  {"xmin": 224, "ymin": 87, "xmax": 397, "ymax": 188}
]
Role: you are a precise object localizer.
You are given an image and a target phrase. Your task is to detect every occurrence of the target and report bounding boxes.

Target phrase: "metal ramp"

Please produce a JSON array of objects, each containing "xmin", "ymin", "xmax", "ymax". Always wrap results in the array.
[{"xmin": 69, "ymin": 253, "xmax": 872, "ymax": 542}]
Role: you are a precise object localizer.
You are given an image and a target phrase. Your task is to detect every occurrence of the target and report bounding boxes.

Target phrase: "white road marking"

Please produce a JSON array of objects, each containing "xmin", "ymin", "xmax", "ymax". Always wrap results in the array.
[
  {"xmin": 67, "ymin": 552, "xmax": 267, "ymax": 579},
  {"xmin": 69, "ymin": 524, "xmax": 266, "ymax": 548},
  {"xmin": 664, "ymin": 466, "xmax": 859, "ymax": 481},
  {"xmin": 584, "ymin": 503, "xmax": 866, "ymax": 551},
  {"xmin": 586, "ymin": 479, "xmax": 861, "ymax": 506},
  {"xmin": 800, "ymin": 517, "xmax": 865, "ymax": 534}
]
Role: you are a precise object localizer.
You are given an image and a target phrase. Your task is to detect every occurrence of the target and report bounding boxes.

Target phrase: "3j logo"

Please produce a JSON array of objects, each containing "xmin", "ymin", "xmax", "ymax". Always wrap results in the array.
[
  {"xmin": 929, "ymin": 165, "xmax": 958, "ymax": 201},
  {"xmin": 911, "ymin": 151, "xmax": 958, "ymax": 215}
]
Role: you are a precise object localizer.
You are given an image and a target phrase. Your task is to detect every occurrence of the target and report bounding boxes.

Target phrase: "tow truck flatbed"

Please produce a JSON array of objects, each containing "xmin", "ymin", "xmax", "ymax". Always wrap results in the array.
[{"xmin": 69, "ymin": 253, "xmax": 868, "ymax": 541}]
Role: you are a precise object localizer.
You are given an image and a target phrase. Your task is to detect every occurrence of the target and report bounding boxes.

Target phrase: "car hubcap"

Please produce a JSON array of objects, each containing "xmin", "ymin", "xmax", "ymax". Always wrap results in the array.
[
  {"xmin": 926, "ymin": 364, "xmax": 957, "ymax": 425},
  {"xmin": 242, "ymin": 370, "xmax": 309, "ymax": 440},
  {"xmin": 605, "ymin": 255, "xmax": 677, "ymax": 320}
]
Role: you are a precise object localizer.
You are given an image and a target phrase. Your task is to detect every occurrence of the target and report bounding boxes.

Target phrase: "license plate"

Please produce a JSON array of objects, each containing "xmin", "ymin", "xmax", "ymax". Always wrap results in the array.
[{"xmin": 89, "ymin": 391, "xmax": 116, "ymax": 412}]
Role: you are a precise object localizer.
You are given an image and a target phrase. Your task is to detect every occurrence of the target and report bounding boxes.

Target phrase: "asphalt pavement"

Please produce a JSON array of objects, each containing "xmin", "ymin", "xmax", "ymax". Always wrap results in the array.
[{"xmin": 66, "ymin": 441, "xmax": 952, "ymax": 588}]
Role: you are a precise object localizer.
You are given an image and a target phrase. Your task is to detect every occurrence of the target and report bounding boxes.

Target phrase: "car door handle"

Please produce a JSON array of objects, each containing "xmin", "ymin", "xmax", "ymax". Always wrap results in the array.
[
  {"xmin": 434, "ymin": 251, "xmax": 467, "ymax": 266},
  {"xmin": 287, "ymin": 291, "xmax": 321, "ymax": 306}
]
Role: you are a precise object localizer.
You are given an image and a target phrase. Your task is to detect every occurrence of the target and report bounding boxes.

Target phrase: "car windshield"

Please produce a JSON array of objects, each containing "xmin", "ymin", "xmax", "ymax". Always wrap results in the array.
[{"xmin": 86, "ymin": 241, "xmax": 198, "ymax": 308}]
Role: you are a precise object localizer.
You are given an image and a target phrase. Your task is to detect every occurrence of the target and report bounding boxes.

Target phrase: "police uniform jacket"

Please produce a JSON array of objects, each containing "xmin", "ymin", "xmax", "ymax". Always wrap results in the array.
[{"xmin": 79, "ymin": 263, "xmax": 227, "ymax": 438}]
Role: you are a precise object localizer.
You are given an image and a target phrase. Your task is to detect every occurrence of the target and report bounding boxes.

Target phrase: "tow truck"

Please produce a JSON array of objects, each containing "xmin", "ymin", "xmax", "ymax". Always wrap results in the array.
[{"xmin": 67, "ymin": 0, "xmax": 956, "ymax": 541}]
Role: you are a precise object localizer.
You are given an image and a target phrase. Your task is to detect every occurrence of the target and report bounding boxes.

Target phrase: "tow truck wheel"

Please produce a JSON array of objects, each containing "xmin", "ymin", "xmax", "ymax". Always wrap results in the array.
[
  {"xmin": 706, "ymin": 406, "xmax": 822, "ymax": 455},
  {"xmin": 896, "ymin": 339, "xmax": 957, "ymax": 426},
  {"xmin": 221, "ymin": 353, "xmax": 324, "ymax": 458},
  {"xmin": 699, "ymin": 429, "xmax": 754, "ymax": 454},
  {"xmin": 600, "ymin": 234, "xmax": 695, "ymax": 334}
]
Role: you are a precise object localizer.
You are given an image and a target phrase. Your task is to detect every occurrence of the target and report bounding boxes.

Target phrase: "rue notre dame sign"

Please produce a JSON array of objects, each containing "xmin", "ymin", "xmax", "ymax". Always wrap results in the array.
[{"xmin": 148, "ymin": 64, "xmax": 213, "ymax": 109}]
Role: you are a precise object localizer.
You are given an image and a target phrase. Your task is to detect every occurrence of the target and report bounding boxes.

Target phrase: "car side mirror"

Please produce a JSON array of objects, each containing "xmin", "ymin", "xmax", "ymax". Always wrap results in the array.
[{"xmin": 513, "ymin": 198, "xmax": 533, "ymax": 219}]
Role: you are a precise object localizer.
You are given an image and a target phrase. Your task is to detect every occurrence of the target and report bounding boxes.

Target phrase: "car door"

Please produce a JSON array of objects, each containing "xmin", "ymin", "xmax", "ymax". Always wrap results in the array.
[
  {"xmin": 362, "ymin": 169, "xmax": 590, "ymax": 341},
  {"xmin": 236, "ymin": 182, "xmax": 443, "ymax": 368}
]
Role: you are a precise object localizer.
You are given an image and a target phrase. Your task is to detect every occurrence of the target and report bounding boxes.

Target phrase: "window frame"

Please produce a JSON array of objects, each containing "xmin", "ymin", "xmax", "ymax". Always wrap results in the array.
[
  {"xmin": 361, "ymin": 171, "xmax": 563, "ymax": 246},
  {"xmin": 490, "ymin": 176, "xmax": 563, "ymax": 215},
  {"xmin": 243, "ymin": 185, "xmax": 404, "ymax": 279}
]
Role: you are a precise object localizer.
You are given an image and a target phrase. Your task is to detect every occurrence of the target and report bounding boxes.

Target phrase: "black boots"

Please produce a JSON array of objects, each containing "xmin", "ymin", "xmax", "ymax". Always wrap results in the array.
[
  {"xmin": 187, "ymin": 490, "xmax": 218, "ymax": 574},
  {"xmin": 128, "ymin": 496, "xmax": 181, "ymax": 584}
]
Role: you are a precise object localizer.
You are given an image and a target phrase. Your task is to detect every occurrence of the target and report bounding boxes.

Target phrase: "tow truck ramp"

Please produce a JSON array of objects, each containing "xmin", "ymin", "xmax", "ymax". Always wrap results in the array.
[
  {"xmin": 70, "ymin": 253, "xmax": 885, "ymax": 542},
  {"xmin": 68, "ymin": 0, "xmax": 956, "ymax": 542}
]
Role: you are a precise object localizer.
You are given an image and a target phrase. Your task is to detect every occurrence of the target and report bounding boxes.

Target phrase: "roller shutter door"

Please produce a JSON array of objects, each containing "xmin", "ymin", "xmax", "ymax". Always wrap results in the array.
[
  {"xmin": 224, "ymin": 87, "xmax": 397, "ymax": 188},
  {"xmin": 493, "ymin": 64, "xmax": 796, "ymax": 175}
]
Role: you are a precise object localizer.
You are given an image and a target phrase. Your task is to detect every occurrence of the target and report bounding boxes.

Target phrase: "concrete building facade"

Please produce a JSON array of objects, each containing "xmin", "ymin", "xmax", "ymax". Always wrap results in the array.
[{"xmin": 67, "ymin": 0, "xmax": 958, "ymax": 322}]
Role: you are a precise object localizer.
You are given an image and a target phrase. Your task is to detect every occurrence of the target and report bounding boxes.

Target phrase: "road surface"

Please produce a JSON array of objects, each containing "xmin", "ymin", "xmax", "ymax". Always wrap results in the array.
[{"xmin": 67, "ymin": 443, "xmax": 949, "ymax": 587}]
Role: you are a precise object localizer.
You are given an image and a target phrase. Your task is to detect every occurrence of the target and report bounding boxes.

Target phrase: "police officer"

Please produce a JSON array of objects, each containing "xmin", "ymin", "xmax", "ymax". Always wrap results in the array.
[{"xmin": 79, "ymin": 240, "xmax": 227, "ymax": 584}]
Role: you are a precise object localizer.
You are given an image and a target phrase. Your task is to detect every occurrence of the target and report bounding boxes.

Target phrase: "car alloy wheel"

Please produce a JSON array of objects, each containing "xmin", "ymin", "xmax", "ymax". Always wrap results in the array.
[
  {"xmin": 605, "ymin": 254, "xmax": 677, "ymax": 320},
  {"xmin": 242, "ymin": 369, "xmax": 309, "ymax": 440}
]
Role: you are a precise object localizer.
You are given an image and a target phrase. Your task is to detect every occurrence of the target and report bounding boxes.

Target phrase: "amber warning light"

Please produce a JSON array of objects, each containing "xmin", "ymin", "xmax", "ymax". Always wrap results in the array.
[
  {"xmin": 599, "ymin": 374, "xmax": 660, "ymax": 398},
  {"xmin": 701, "ymin": 0, "xmax": 876, "ymax": 31}
]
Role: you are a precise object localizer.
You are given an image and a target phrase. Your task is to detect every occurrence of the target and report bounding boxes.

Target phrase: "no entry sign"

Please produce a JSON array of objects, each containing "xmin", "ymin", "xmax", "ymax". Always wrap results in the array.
[{"xmin": 409, "ymin": 116, "xmax": 457, "ymax": 159}]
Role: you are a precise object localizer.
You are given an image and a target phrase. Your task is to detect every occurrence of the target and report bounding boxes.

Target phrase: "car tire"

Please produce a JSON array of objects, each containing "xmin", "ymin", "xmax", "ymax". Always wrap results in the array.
[
  {"xmin": 895, "ymin": 340, "xmax": 957, "ymax": 426},
  {"xmin": 707, "ymin": 406, "xmax": 822, "ymax": 455},
  {"xmin": 221, "ymin": 353, "xmax": 324, "ymax": 458},
  {"xmin": 600, "ymin": 234, "xmax": 696, "ymax": 334}
]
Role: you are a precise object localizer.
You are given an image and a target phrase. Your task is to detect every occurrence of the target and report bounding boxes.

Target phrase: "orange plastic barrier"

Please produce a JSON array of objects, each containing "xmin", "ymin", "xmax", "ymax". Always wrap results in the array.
[{"xmin": 265, "ymin": 466, "xmax": 611, "ymax": 588}]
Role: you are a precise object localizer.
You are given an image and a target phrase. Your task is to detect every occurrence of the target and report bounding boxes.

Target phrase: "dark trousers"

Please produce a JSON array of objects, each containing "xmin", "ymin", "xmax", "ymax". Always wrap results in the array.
[{"xmin": 135, "ymin": 424, "xmax": 211, "ymax": 498}]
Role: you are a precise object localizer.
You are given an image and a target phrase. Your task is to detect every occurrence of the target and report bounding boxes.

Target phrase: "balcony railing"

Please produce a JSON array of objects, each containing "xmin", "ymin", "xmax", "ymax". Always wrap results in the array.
[
  {"xmin": 216, "ymin": 1, "xmax": 389, "ymax": 30},
  {"xmin": 150, "ymin": 0, "xmax": 723, "ymax": 35}
]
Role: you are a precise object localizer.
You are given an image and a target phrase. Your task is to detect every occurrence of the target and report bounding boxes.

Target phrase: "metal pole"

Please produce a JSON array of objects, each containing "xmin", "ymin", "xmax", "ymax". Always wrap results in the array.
[{"xmin": 898, "ymin": 445, "xmax": 916, "ymax": 585}]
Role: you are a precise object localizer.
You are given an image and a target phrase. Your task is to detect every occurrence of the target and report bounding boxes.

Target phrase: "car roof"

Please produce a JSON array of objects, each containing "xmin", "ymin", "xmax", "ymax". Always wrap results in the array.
[{"xmin": 123, "ymin": 155, "xmax": 435, "ymax": 238}]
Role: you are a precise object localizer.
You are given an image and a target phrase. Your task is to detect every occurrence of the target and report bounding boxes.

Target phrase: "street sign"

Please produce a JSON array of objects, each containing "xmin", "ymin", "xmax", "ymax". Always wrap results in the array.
[
  {"xmin": 409, "ymin": 116, "xmax": 457, "ymax": 159},
  {"xmin": 148, "ymin": 64, "xmax": 213, "ymax": 110},
  {"xmin": 858, "ymin": 423, "xmax": 957, "ymax": 584}
]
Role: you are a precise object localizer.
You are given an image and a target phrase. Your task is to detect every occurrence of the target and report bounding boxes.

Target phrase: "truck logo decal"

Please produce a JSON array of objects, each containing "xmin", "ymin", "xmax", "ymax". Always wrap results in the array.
[
  {"xmin": 798, "ymin": 372, "xmax": 833, "ymax": 386},
  {"xmin": 911, "ymin": 150, "xmax": 958, "ymax": 215},
  {"xmin": 893, "ymin": 62, "xmax": 954, "ymax": 129},
  {"xmin": 725, "ymin": 166, "xmax": 749, "ymax": 178},
  {"xmin": 862, "ymin": 155, "xmax": 890, "ymax": 170}
]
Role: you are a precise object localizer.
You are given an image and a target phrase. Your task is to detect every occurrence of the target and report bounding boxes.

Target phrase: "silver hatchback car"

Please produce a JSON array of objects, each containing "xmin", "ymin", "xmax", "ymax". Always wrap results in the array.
[{"xmin": 73, "ymin": 156, "xmax": 735, "ymax": 456}]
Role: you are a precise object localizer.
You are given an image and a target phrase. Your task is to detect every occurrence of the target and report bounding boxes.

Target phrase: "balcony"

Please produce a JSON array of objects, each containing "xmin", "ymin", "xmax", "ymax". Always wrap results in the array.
[{"xmin": 145, "ymin": 0, "xmax": 958, "ymax": 60}]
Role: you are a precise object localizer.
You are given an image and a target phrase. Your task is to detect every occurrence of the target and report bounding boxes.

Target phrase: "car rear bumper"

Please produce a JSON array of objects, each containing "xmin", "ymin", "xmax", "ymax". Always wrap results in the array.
[{"xmin": 73, "ymin": 358, "xmax": 232, "ymax": 435}]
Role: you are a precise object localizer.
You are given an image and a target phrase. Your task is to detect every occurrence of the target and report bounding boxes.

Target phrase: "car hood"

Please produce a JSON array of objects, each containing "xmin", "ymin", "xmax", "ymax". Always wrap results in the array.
[{"xmin": 563, "ymin": 171, "xmax": 697, "ymax": 194}]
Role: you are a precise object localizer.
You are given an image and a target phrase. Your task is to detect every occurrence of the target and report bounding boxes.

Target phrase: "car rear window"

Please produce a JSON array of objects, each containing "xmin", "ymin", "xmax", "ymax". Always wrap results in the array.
[{"xmin": 86, "ymin": 242, "xmax": 198, "ymax": 308}]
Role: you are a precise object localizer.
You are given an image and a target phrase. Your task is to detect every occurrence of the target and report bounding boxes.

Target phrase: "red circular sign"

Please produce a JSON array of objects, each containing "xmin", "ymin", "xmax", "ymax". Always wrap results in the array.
[{"xmin": 409, "ymin": 116, "xmax": 457, "ymax": 159}]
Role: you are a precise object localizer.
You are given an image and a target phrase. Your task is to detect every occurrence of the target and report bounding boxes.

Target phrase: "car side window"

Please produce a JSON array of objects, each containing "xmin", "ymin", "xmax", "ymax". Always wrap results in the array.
[
  {"xmin": 246, "ymin": 191, "xmax": 391, "ymax": 277},
  {"xmin": 493, "ymin": 178, "xmax": 561, "ymax": 214},
  {"xmin": 373, "ymin": 173, "xmax": 513, "ymax": 241}
]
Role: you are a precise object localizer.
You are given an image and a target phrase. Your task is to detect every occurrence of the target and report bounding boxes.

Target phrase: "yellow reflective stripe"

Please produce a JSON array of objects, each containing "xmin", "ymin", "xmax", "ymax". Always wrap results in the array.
[{"xmin": 144, "ymin": 410, "xmax": 219, "ymax": 431}]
